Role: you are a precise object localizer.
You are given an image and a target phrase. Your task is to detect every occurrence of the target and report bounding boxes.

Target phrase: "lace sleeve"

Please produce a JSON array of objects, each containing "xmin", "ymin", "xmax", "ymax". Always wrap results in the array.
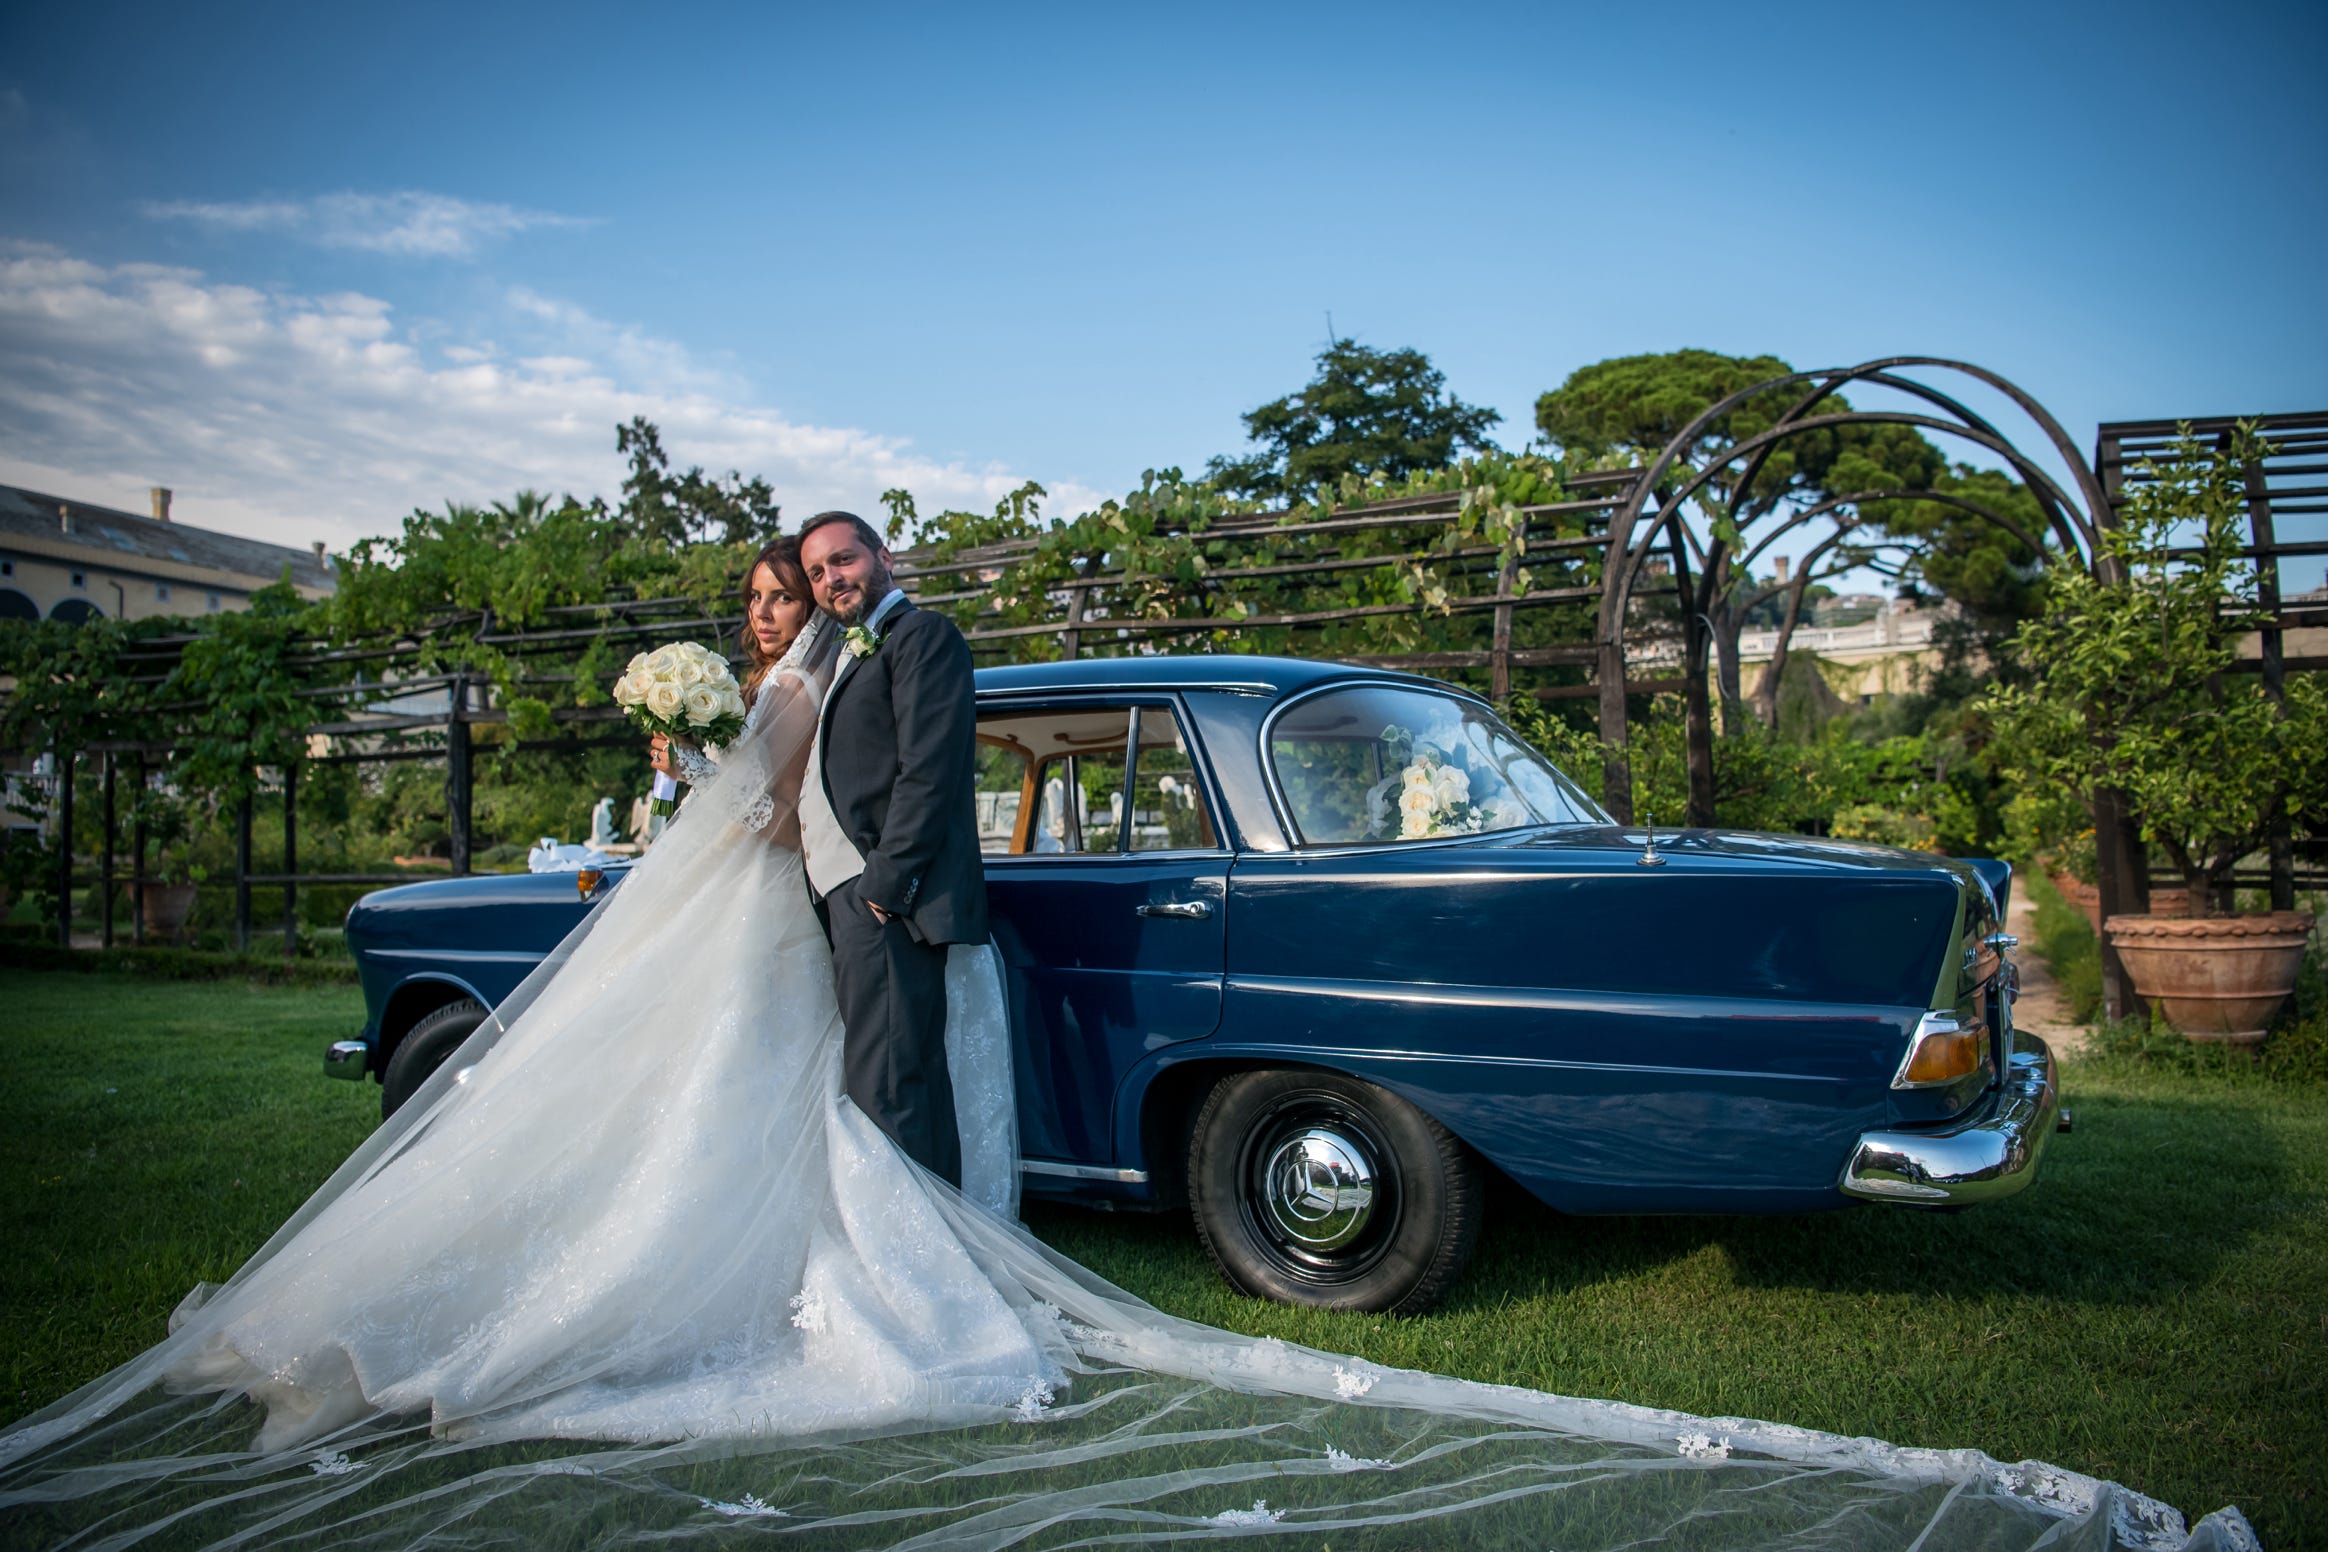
[{"xmin": 670, "ymin": 741, "xmax": 721, "ymax": 787}]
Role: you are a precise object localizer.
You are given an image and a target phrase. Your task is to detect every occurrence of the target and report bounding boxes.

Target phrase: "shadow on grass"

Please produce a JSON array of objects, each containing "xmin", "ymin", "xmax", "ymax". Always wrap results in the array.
[{"xmin": 1029, "ymin": 1085, "xmax": 2288, "ymax": 1317}]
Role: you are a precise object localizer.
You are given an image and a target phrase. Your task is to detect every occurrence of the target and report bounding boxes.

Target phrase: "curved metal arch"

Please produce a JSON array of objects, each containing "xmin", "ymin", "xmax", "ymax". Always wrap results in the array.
[
  {"xmin": 1585, "ymin": 357, "xmax": 2113, "ymax": 821},
  {"xmin": 1599, "ymin": 357, "xmax": 2106, "ymax": 616},
  {"xmin": 1623, "ymin": 409, "xmax": 2092, "ymax": 629},
  {"xmin": 1736, "ymin": 488, "xmax": 2049, "ymax": 578},
  {"xmin": 1708, "ymin": 369, "xmax": 2086, "ymax": 593},
  {"xmin": 1611, "ymin": 408, "xmax": 2087, "ymax": 654}
]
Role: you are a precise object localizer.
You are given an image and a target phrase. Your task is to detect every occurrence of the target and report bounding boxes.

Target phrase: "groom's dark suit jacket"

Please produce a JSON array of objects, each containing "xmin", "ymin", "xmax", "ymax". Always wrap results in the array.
[{"xmin": 818, "ymin": 598, "xmax": 990, "ymax": 946}]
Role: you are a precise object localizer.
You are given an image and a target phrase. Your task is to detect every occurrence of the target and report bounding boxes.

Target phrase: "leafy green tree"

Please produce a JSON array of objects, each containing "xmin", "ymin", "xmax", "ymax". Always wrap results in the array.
[
  {"xmin": 616, "ymin": 417, "xmax": 784, "ymax": 549},
  {"xmin": 1536, "ymin": 349, "xmax": 1943, "ymax": 730},
  {"xmin": 1207, "ymin": 338, "xmax": 1502, "ymax": 502},
  {"xmin": 1980, "ymin": 426, "xmax": 2327, "ymax": 912},
  {"xmin": 1872, "ymin": 462, "xmax": 2051, "ymax": 725}
]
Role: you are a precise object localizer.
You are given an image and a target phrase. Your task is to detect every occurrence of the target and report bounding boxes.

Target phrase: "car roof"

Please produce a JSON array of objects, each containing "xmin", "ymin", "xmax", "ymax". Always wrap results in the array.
[{"xmin": 973, "ymin": 653, "xmax": 1453, "ymax": 699}]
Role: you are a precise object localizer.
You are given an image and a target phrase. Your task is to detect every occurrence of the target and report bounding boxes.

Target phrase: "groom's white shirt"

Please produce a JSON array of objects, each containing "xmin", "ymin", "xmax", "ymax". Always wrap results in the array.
[{"xmin": 800, "ymin": 587, "xmax": 908, "ymax": 898}]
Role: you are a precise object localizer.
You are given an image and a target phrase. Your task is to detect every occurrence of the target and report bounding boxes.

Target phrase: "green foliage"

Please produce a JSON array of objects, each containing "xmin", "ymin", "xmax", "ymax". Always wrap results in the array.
[
  {"xmin": 907, "ymin": 452, "xmax": 1595, "ymax": 685},
  {"xmin": 1980, "ymin": 425, "xmax": 2328, "ymax": 911},
  {"xmin": 2024, "ymin": 868, "xmax": 2105, "ymax": 1023},
  {"xmin": 615, "ymin": 417, "xmax": 785, "ymax": 549},
  {"xmin": 0, "ymin": 939, "xmax": 359, "ymax": 986},
  {"xmin": 1534, "ymin": 349, "xmax": 1944, "ymax": 531},
  {"xmin": 1999, "ymin": 784, "xmax": 2092, "ymax": 872},
  {"xmin": 1879, "ymin": 463, "xmax": 2050, "ymax": 625},
  {"xmin": 0, "ymin": 611, "xmax": 162, "ymax": 756},
  {"xmin": 1506, "ymin": 692, "xmax": 2006, "ymax": 852},
  {"xmin": 169, "ymin": 580, "xmax": 312, "ymax": 803},
  {"xmin": 1206, "ymin": 338, "xmax": 1502, "ymax": 502}
]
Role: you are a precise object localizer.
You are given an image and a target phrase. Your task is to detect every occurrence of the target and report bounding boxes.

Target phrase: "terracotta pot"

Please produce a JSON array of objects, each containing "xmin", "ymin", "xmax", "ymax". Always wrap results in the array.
[
  {"xmin": 2054, "ymin": 875, "xmax": 2102, "ymax": 933},
  {"xmin": 2053, "ymin": 875, "xmax": 2186, "ymax": 932},
  {"xmin": 140, "ymin": 882, "xmax": 199, "ymax": 943},
  {"xmin": 2103, "ymin": 911, "xmax": 2317, "ymax": 1043}
]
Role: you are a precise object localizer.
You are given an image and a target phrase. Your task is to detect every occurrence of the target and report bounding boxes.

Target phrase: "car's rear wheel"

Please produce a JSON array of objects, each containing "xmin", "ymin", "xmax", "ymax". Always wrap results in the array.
[
  {"xmin": 1187, "ymin": 1068, "xmax": 1480, "ymax": 1315},
  {"xmin": 381, "ymin": 997, "xmax": 487, "ymax": 1119}
]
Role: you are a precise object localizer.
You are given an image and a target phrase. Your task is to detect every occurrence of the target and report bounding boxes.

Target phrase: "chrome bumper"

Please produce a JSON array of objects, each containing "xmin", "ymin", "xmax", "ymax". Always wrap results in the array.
[
  {"xmin": 1840, "ymin": 1034, "xmax": 2062, "ymax": 1205},
  {"xmin": 324, "ymin": 1040, "xmax": 370, "ymax": 1081}
]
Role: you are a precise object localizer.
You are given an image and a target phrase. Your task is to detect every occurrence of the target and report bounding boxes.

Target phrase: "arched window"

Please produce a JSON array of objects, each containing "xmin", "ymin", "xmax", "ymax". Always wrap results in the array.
[
  {"xmin": 48, "ymin": 598, "xmax": 105, "ymax": 625},
  {"xmin": 0, "ymin": 589, "xmax": 38, "ymax": 622}
]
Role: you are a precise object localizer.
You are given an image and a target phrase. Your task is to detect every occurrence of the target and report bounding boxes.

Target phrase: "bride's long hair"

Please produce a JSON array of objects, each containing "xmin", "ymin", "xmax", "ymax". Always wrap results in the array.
[{"xmin": 738, "ymin": 536, "xmax": 812, "ymax": 703}]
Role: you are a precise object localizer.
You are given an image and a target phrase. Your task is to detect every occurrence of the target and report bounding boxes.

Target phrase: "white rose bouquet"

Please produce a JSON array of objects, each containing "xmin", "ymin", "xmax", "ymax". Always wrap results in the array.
[
  {"xmin": 1370, "ymin": 723, "xmax": 1494, "ymax": 840},
  {"xmin": 613, "ymin": 641, "xmax": 748, "ymax": 815}
]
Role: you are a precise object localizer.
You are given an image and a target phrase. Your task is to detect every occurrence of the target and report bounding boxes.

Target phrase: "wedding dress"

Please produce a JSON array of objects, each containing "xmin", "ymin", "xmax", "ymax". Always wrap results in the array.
[{"xmin": 0, "ymin": 621, "xmax": 2254, "ymax": 1550}]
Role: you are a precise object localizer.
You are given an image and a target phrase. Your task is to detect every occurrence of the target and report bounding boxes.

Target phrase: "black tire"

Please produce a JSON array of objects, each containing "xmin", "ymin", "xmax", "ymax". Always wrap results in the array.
[
  {"xmin": 1187, "ymin": 1068, "xmax": 1481, "ymax": 1315},
  {"xmin": 380, "ymin": 997, "xmax": 487, "ymax": 1119}
]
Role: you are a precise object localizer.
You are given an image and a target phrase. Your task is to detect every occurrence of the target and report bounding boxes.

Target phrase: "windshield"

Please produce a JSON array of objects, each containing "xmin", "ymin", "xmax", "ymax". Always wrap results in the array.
[{"xmin": 1266, "ymin": 685, "xmax": 1610, "ymax": 846}]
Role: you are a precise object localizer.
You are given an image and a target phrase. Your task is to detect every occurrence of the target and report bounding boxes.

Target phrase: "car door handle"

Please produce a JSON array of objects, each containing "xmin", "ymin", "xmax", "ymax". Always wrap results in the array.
[{"xmin": 1135, "ymin": 900, "xmax": 1213, "ymax": 920}]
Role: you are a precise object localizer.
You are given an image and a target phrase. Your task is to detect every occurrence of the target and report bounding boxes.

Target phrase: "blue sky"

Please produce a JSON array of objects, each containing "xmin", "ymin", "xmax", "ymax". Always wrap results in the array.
[{"xmin": 2, "ymin": 0, "xmax": 2322, "ymax": 584}]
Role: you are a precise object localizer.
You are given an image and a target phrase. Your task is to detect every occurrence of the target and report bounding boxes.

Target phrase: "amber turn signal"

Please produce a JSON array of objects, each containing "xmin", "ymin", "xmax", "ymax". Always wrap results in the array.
[
  {"xmin": 576, "ymin": 867, "xmax": 603, "ymax": 898},
  {"xmin": 1900, "ymin": 1025, "xmax": 1982, "ymax": 1086}
]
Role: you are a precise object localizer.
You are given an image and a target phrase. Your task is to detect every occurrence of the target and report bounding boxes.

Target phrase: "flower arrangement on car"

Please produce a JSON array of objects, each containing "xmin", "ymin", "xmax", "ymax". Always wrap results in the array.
[
  {"xmin": 1368, "ymin": 723, "xmax": 1500, "ymax": 840},
  {"xmin": 613, "ymin": 642, "xmax": 748, "ymax": 815}
]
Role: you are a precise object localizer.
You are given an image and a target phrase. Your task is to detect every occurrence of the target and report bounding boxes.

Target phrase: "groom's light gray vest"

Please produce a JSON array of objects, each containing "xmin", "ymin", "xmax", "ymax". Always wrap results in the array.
[{"xmin": 799, "ymin": 588, "xmax": 908, "ymax": 898}]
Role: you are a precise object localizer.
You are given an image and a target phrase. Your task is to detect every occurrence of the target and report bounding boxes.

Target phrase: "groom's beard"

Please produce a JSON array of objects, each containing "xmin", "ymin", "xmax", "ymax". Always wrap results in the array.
[{"xmin": 827, "ymin": 563, "xmax": 895, "ymax": 624}]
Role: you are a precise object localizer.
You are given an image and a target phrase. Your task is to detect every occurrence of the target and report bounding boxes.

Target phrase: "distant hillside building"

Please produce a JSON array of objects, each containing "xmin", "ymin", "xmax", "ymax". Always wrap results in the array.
[{"xmin": 0, "ymin": 485, "xmax": 335, "ymax": 624}]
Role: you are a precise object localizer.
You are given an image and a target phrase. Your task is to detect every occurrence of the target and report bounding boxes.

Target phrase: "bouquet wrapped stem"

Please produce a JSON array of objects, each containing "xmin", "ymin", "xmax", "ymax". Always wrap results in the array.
[{"xmin": 614, "ymin": 643, "xmax": 749, "ymax": 818}]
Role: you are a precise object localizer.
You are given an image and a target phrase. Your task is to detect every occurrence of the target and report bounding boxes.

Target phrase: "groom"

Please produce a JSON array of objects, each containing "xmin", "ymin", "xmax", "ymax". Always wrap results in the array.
[{"xmin": 797, "ymin": 510, "xmax": 989, "ymax": 1187}]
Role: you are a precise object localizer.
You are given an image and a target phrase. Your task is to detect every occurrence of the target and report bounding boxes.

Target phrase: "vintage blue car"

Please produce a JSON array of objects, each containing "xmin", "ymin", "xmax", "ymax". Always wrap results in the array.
[{"xmin": 330, "ymin": 656, "xmax": 2060, "ymax": 1313}]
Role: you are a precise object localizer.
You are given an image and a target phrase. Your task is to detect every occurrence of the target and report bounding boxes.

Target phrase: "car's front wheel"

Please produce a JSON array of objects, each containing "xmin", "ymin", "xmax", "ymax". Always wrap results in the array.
[
  {"xmin": 380, "ymin": 997, "xmax": 487, "ymax": 1119},
  {"xmin": 1188, "ymin": 1068, "xmax": 1481, "ymax": 1315}
]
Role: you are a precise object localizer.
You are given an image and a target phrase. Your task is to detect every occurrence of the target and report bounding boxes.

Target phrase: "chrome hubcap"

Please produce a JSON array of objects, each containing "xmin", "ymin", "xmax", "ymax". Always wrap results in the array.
[{"xmin": 1262, "ymin": 1127, "xmax": 1376, "ymax": 1251}]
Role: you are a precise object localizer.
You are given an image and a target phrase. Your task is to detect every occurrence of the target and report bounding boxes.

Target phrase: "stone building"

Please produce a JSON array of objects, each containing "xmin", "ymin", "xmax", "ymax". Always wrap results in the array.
[{"xmin": 0, "ymin": 484, "xmax": 336, "ymax": 624}]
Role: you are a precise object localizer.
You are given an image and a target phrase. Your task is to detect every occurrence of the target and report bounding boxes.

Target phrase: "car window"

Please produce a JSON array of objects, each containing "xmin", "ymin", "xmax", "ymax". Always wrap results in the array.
[
  {"xmin": 1128, "ymin": 708, "xmax": 1216, "ymax": 852},
  {"xmin": 974, "ymin": 704, "xmax": 1217, "ymax": 856},
  {"xmin": 1267, "ymin": 685, "xmax": 1607, "ymax": 846}
]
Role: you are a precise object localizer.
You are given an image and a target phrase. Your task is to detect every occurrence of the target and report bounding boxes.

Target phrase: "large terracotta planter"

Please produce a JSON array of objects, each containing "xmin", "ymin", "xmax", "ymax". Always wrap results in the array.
[
  {"xmin": 140, "ymin": 882, "xmax": 199, "ymax": 943},
  {"xmin": 2104, "ymin": 911, "xmax": 2316, "ymax": 1043}
]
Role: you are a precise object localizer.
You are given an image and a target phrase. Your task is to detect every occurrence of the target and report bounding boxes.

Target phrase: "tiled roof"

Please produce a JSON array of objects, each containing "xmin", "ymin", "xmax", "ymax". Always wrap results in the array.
[{"xmin": 0, "ymin": 484, "xmax": 335, "ymax": 592}]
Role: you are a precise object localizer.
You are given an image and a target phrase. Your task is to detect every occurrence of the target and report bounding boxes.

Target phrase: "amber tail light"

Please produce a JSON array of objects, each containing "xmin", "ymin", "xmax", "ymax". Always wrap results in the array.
[
  {"xmin": 1893, "ymin": 1013, "xmax": 1983, "ymax": 1088},
  {"xmin": 576, "ymin": 867, "xmax": 604, "ymax": 898}
]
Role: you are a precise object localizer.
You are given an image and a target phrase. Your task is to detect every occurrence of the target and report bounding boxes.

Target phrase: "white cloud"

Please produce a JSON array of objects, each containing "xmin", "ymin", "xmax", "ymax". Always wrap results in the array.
[
  {"xmin": 0, "ymin": 241, "xmax": 1103, "ymax": 555},
  {"xmin": 142, "ymin": 191, "xmax": 586, "ymax": 258}
]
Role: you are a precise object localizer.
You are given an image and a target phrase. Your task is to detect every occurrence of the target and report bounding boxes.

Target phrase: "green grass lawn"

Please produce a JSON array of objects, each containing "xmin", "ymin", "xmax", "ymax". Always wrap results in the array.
[{"xmin": 3, "ymin": 969, "xmax": 2322, "ymax": 1546}]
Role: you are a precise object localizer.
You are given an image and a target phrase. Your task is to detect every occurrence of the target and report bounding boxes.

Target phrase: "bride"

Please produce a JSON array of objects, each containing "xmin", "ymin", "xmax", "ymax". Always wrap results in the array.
[{"xmin": 0, "ymin": 541, "xmax": 2248, "ymax": 1550}]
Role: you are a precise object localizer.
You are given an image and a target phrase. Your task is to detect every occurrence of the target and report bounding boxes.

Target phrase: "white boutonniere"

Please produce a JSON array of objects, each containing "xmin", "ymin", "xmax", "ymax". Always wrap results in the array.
[{"xmin": 842, "ymin": 623, "xmax": 882, "ymax": 660}]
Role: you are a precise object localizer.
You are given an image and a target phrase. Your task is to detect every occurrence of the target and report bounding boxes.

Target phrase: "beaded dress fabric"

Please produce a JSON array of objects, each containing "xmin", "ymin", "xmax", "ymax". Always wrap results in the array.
[{"xmin": 0, "ymin": 617, "xmax": 2253, "ymax": 1549}]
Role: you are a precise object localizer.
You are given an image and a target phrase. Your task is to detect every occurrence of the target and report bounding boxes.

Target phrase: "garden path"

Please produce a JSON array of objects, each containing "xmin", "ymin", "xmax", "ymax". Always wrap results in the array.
[{"xmin": 2005, "ymin": 889, "xmax": 2088, "ymax": 1056}]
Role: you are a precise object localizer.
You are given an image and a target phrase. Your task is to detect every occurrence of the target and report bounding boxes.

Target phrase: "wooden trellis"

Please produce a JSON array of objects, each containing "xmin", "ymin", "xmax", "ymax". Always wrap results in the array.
[
  {"xmin": 23, "ymin": 470, "xmax": 1705, "ymax": 954},
  {"xmin": 895, "ymin": 468, "xmax": 1676, "ymax": 699}
]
